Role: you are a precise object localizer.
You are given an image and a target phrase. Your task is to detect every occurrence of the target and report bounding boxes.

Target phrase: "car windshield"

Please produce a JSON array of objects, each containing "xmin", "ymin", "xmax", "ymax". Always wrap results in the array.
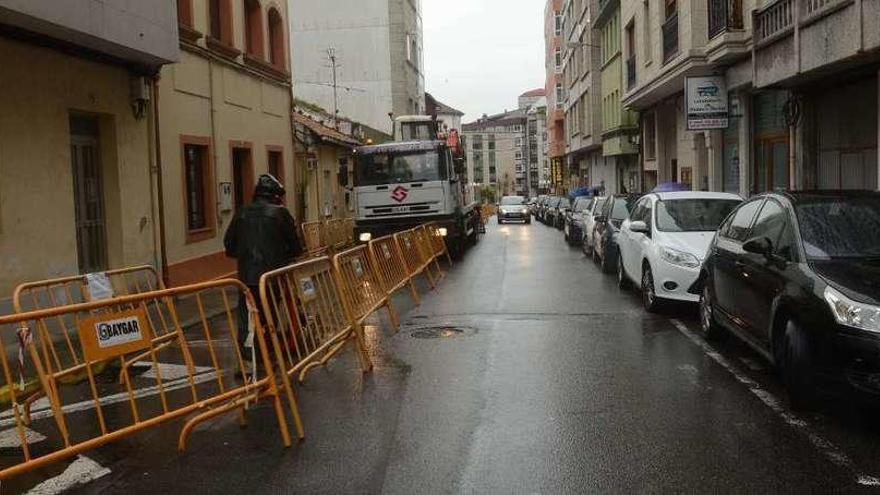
[
  {"xmin": 611, "ymin": 197, "xmax": 636, "ymax": 220},
  {"xmin": 574, "ymin": 198, "xmax": 592, "ymax": 212},
  {"xmin": 356, "ymin": 150, "xmax": 445, "ymax": 186},
  {"xmin": 796, "ymin": 197, "xmax": 880, "ymax": 259},
  {"xmin": 500, "ymin": 196, "xmax": 525, "ymax": 205},
  {"xmin": 655, "ymin": 198, "xmax": 741, "ymax": 232},
  {"xmin": 558, "ymin": 198, "xmax": 571, "ymax": 209}
]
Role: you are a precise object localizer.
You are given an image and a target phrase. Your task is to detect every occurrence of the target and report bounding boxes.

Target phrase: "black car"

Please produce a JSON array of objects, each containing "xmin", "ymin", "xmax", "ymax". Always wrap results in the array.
[
  {"xmin": 563, "ymin": 196, "xmax": 595, "ymax": 245},
  {"xmin": 591, "ymin": 194, "xmax": 640, "ymax": 273},
  {"xmin": 547, "ymin": 197, "xmax": 571, "ymax": 229},
  {"xmin": 693, "ymin": 191, "xmax": 880, "ymax": 407},
  {"xmin": 537, "ymin": 196, "xmax": 553, "ymax": 223}
]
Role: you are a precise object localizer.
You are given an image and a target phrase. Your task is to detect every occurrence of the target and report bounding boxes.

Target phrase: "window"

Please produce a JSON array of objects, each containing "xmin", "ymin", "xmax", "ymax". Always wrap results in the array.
[
  {"xmin": 644, "ymin": 112, "xmax": 656, "ymax": 159},
  {"xmin": 555, "ymin": 83, "xmax": 564, "ymax": 107},
  {"xmin": 555, "ymin": 48, "xmax": 562, "ymax": 72},
  {"xmin": 244, "ymin": 0, "xmax": 264, "ymax": 58},
  {"xmin": 724, "ymin": 198, "xmax": 763, "ymax": 241},
  {"xmin": 208, "ymin": 0, "xmax": 233, "ymax": 44},
  {"xmin": 665, "ymin": 0, "xmax": 677, "ymax": 18},
  {"xmin": 555, "ymin": 11, "xmax": 563, "ymax": 35},
  {"xmin": 750, "ymin": 199, "xmax": 795, "ymax": 259},
  {"xmin": 182, "ymin": 139, "xmax": 214, "ymax": 240},
  {"xmin": 267, "ymin": 148, "xmax": 284, "ymax": 184},
  {"xmin": 472, "ymin": 135, "xmax": 482, "ymax": 150},
  {"xmin": 472, "ymin": 152, "xmax": 483, "ymax": 183},
  {"xmin": 488, "ymin": 134, "xmax": 496, "ymax": 151},
  {"xmin": 268, "ymin": 8, "xmax": 285, "ymax": 68},
  {"xmin": 177, "ymin": 0, "xmax": 193, "ymax": 28}
]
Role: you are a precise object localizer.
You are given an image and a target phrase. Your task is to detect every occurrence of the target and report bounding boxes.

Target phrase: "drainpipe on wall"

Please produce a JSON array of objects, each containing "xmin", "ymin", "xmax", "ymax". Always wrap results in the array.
[{"xmin": 151, "ymin": 76, "xmax": 169, "ymax": 287}]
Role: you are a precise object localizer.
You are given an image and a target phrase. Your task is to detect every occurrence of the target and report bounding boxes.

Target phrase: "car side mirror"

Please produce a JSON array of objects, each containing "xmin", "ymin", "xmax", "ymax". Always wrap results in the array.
[
  {"xmin": 629, "ymin": 220, "xmax": 649, "ymax": 233},
  {"xmin": 743, "ymin": 237, "xmax": 772, "ymax": 256}
]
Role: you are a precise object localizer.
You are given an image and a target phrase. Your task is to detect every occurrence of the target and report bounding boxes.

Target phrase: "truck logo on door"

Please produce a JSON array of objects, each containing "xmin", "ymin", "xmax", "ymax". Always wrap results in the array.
[{"xmin": 391, "ymin": 185, "xmax": 409, "ymax": 203}]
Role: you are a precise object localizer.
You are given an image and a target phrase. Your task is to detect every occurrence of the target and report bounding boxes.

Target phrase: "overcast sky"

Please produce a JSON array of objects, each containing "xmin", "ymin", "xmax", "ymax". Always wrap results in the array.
[{"xmin": 423, "ymin": 0, "xmax": 546, "ymax": 124}]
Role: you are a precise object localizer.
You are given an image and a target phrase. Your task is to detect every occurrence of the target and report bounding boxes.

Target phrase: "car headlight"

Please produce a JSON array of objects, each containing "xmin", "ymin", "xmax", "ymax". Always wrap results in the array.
[
  {"xmin": 520, "ymin": 208, "xmax": 529, "ymax": 214},
  {"xmin": 359, "ymin": 232, "xmax": 372, "ymax": 242},
  {"xmin": 824, "ymin": 286, "xmax": 880, "ymax": 333},
  {"xmin": 658, "ymin": 246, "xmax": 700, "ymax": 268}
]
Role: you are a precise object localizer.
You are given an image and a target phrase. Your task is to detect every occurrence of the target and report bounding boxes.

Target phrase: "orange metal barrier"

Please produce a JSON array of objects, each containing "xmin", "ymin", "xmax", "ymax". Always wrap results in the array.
[
  {"xmin": 301, "ymin": 221, "xmax": 327, "ymax": 257},
  {"xmin": 343, "ymin": 218, "xmax": 355, "ymax": 246},
  {"xmin": 424, "ymin": 223, "xmax": 452, "ymax": 266},
  {"xmin": 0, "ymin": 279, "xmax": 292, "ymax": 479},
  {"xmin": 394, "ymin": 228, "xmax": 436, "ymax": 290},
  {"xmin": 368, "ymin": 235, "xmax": 420, "ymax": 306},
  {"xmin": 259, "ymin": 256, "xmax": 372, "ymax": 390},
  {"xmin": 326, "ymin": 219, "xmax": 347, "ymax": 251},
  {"xmin": 333, "ymin": 245, "xmax": 399, "ymax": 331},
  {"xmin": 12, "ymin": 265, "xmax": 173, "ymax": 425},
  {"xmin": 414, "ymin": 225, "xmax": 444, "ymax": 283}
]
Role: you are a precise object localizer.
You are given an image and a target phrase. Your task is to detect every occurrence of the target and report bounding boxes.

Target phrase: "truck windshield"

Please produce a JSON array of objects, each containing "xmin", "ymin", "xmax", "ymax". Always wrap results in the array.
[{"xmin": 356, "ymin": 151, "xmax": 446, "ymax": 186}]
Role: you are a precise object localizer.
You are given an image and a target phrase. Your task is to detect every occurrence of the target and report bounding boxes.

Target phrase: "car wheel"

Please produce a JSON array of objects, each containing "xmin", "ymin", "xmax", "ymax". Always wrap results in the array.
[
  {"xmin": 617, "ymin": 253, "xmax": 630, "ymax": 289},
  {"xmin": 592, "ymin": 244, "xmax": 600, "ymax": 264},
  {"xmin": 699, "ymin": 284, "xmax": 724, "ymax": 340},
  {"xmin": 525, "ymin": 218, "xmax": 531, "ymax": 225},
  {"xmin": 641, "ymin": 264, "xmax": 663, "ymax": 313},
  {"xmin": 783, "ymin": 320, "xmax": 817, "ymax": 410}
]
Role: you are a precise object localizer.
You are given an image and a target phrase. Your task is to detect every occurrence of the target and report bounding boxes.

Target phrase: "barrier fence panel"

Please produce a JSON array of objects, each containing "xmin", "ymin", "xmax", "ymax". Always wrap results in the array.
[
  {"xmin": 333, "ymin": 245, "xmax": 399, "ymax": 330},
  {"xmin": 259, "ymin": 257, "xmax": 372, "ymax": 419},
  {"xmin": 425, "ymin": 222, "xmax": 452, "ymax": 266},
  {"xmin": 414, "ymin": 226, "xmax": 443, "ymax": 283},
  {"xmin": 394, "ymin": 229, "xmax": 435, "ymax": 290},
  {"xmin": 327, "ymin": 219, "xmax": 348, "ymax": 251},
  {"xmin": 12, "ymin": 266, "xmax": 173, "ymax": 425},
  {"xmin": 368, "ymin": 235, "xmax": 420, "ymax": 306},
  {"xmin": 343, "ymin": 218, "xmax": 355, "ymax": 246},
  {"xmin": 301, "ymin": 221, "xmax": 327, "ymax": 257},
  {"xmin": 0, "ymin": 279, "xmax": 292, "ymax": 479}
]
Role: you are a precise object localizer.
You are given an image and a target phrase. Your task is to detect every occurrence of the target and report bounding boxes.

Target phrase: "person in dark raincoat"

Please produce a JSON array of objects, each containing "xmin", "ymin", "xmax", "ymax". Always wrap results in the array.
[{"xmin": 224, "ymin": 174, "xmax": 302, "ymax": 359}]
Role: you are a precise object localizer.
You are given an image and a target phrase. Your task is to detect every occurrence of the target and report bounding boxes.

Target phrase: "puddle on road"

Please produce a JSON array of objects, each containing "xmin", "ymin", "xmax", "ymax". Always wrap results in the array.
[{"xmin": 407, "ymin": 326, "xmax": 476, "ymax": 339}]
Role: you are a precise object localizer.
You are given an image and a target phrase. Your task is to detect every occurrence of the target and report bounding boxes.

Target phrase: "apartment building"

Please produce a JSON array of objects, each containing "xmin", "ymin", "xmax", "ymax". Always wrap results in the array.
[
  {"xmin": 560, "ymin": 0, "xmax": 606, "ymax": 193},
  {"xmin": 290, "ymin": 0, "xmax": 426, "ymax": 135},
  {"xmin": 594, "ymin": 0, "xmax": 641, "ymax": 193},
  {"xmin": 0, "ymin": 1, "xmax": 178, "ymax": 301},
  {"xmin": 524, "ymin": 91, "xmax": 550, "ymax": 196},
  {"xmin": 462, "ymin": 110, "xmax": 529, "ymax": 196},
  {"xmin": 158, "ymin": 0, "xmax": 294, "ymax": 285},
  {"xmin": 545, "ymin": 0, "xmax": 568, "ymax": 193},
  {"xmin": 621, "ymin": 0, "xmax": 879, "ymax": 195}
]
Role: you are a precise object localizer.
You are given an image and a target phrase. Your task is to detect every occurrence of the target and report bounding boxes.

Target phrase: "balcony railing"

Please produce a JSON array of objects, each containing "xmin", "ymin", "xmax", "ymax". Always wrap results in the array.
[
  {"xmin": 662, "ymin": 12, "xmax": 679, "ymax": 63},
  {"xmin": 755, "ymin": 0, "xmax": 793, "ymax": 44},
  {"xmin": 626, "ymin": 55, "xmax": 636, "ymax": 90},
  {"xmin": 708, "ymin": 0, "xmax": 744, "ymax": 38}
]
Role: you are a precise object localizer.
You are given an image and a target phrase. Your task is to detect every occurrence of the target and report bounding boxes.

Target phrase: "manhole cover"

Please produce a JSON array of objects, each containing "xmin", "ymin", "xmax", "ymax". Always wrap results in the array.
[{"xmin": 409, "ymin": 326, "xmax": 473, "ymax": 339}]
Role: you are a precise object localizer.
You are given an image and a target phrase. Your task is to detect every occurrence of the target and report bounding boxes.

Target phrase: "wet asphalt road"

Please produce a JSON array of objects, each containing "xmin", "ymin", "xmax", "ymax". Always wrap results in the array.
[{"xmin": 16, "ymin": 218, "xmax": 880, "ymax": 493}]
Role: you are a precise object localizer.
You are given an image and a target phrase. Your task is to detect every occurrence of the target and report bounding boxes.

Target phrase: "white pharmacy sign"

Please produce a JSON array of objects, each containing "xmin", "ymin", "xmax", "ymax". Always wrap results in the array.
[{"xmin": 685, "ymin": 76, "xmax": 729, "ymax": 130}]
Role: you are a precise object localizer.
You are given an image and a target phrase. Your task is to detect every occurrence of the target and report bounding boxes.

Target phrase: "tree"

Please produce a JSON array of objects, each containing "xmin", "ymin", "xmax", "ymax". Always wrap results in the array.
[{"xmin": 480, "ymin": 185, "xmax": 497, "ymax": 204}]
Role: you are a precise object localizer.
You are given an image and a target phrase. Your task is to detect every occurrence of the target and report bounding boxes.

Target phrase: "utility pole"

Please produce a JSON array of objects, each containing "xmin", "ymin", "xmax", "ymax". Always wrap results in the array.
[{"xmin": 327, "ymin": 47, "xmax": 340, "ymax": 128}]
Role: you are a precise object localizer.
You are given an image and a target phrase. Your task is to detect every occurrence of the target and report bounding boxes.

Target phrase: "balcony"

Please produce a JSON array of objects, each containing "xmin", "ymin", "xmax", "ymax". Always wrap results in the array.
[
  {"xmin": 708, "ymin": 0, "xmax": 744, "ymax": 38},
  {"xmin": 755, "ymin": 0, "xmax": 793, "ymax": 45},
  {"xmin": 626, "ymin": 56, "xmax": 636, "ymax": 90},
  {"xmin": 662, "ymin": 12, "xmax": 679, "ymax": 63}
]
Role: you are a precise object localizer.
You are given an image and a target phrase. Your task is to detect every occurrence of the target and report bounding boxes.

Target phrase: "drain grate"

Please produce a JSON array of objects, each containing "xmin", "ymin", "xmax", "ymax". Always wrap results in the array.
[{"xmin": 409, "ymin": 326, "xmax": 473, "ymax": 339}]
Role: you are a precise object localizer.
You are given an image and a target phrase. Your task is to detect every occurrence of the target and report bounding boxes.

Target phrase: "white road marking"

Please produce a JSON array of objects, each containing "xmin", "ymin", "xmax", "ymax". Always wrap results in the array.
[
  {"xmin": 0, "ymin": 369, "xmax": 219, "ymax": 428},
  {"xmin": 24, "ymin": 455, "xmax": 110, "ymax": 495},
  {"xmin": 0, "ymin": 426, "xmax": 46, "ymax": 448},
  {"xmin": 670, "ymin": 318, "xmax": 880, "ymax": 486},
  {"xmin": 134, "ymin": 361, "xmax": 213, "ymax": 381}
]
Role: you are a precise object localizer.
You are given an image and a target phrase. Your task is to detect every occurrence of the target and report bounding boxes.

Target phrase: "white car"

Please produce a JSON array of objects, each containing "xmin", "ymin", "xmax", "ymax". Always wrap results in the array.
[
  {"xmin": 617, "ymin": 191, "xmax": 742, "ymax": 312},
  {"xmin": 580, "ymin": 196, "xmax": 607, "ymax": 255}
]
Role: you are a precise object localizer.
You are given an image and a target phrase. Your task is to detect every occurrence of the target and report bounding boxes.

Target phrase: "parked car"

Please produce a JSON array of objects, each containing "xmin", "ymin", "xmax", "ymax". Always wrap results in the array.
[
  {"xmin": 537, "ymin": 196, "xmax": 554, "ymax": 223},
  {"xmin": 497, "ymin": 195, "xmax": 530, "ymax": 224},
  {"xmin": 692, "ymin": 191, "xmax": 880, "ymax": 407},
  {"xmin": 617, "ymin": 191, "xmax": 742, "ymax": 312},
  {"xmin": 546, "ymin": 196, "xmax": 571, "ymax": 229},
  {"xmin": 580, "ymin": 195, "xmax": 607, "ymax": 255},
  {"xmin": 563, "ymin": 196, "xmax": 595, "ymax": 245},
  {"xmin": 591, "ymin": 194, "xmax": 641, "ymax": 273},
  {"xmin": 533, "ymin": 195, "xmax": 547, "ymax": 217}
]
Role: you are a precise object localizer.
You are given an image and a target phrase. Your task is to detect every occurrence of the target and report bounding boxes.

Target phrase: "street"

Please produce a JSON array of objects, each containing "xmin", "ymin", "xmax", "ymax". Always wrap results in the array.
[{"xmin": 0, "ymin": 220, "xmax": 870, "ymax": 493}]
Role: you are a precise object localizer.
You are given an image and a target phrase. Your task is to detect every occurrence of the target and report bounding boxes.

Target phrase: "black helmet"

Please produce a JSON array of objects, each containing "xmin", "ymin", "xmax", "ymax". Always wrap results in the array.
[{"xmin": 254, "ymin": 174, "xmax": 285, "ymax": 198}]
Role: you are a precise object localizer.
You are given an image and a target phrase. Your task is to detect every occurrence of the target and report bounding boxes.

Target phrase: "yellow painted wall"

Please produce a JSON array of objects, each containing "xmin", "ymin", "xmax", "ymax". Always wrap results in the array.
[{"xmin": 0, "ymin": 37, "xmax": 157, "ymax": 298}]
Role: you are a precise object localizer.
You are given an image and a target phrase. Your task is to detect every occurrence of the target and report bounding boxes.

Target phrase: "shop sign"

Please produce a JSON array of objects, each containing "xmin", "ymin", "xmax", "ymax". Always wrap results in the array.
[{"xmin": 685, "ymin": 76, "xmax": 729, "ymax": 130}]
